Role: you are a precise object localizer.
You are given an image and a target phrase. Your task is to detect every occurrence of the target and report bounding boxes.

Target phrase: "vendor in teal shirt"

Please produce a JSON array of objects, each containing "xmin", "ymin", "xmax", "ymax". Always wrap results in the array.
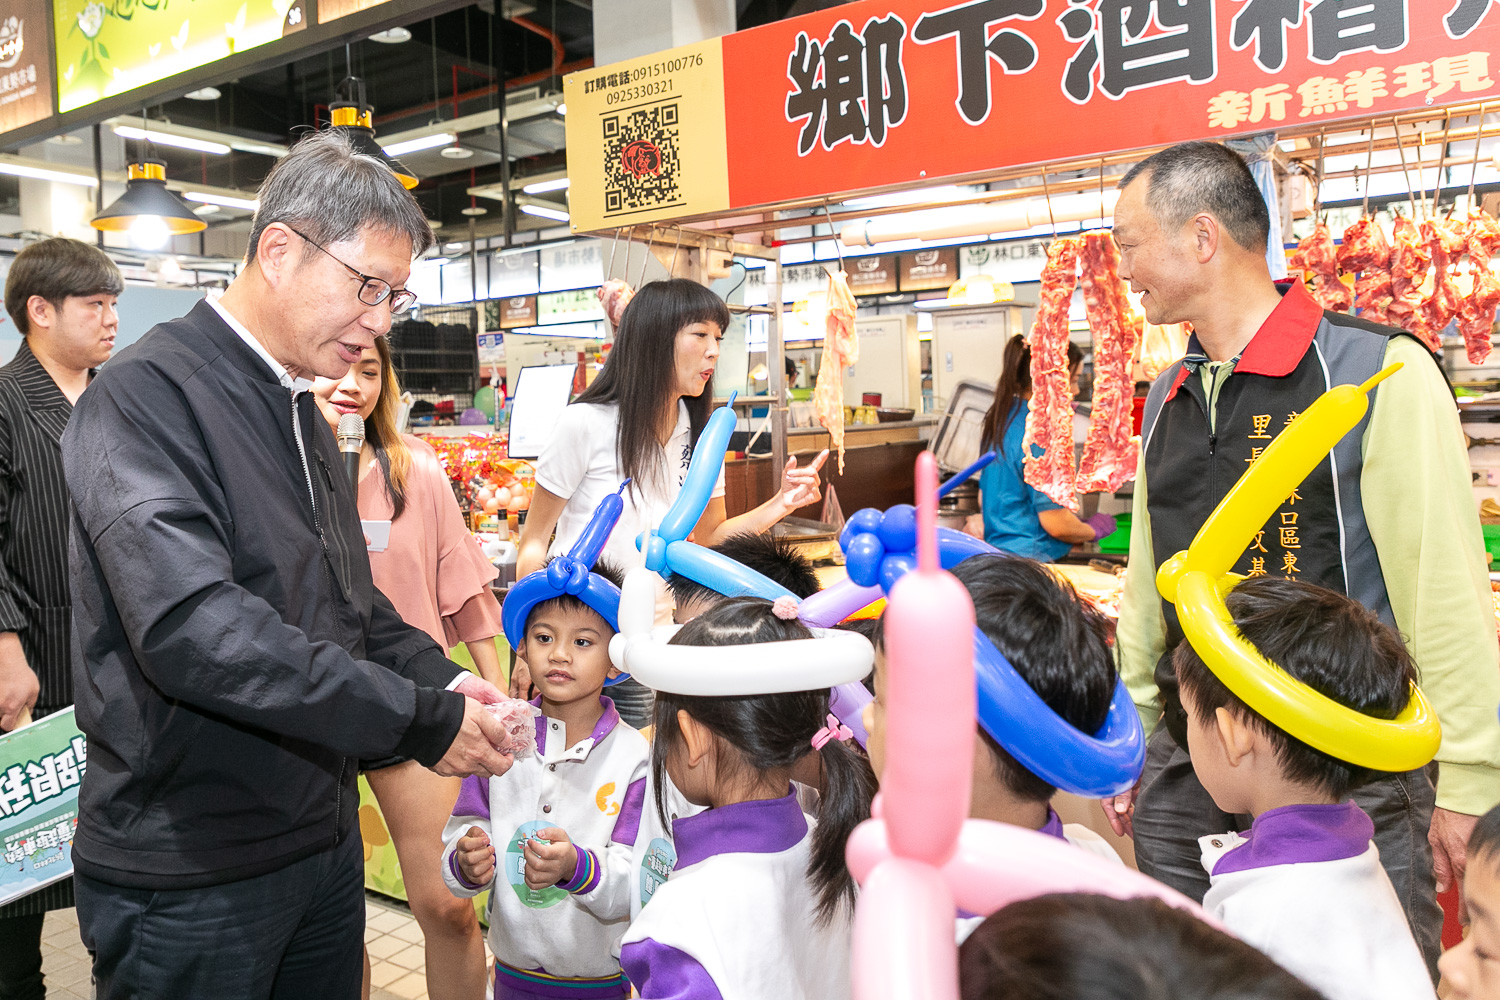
[{"xmin": 971, "ymin": 334, "xmax": 1117, "ymax": 561}]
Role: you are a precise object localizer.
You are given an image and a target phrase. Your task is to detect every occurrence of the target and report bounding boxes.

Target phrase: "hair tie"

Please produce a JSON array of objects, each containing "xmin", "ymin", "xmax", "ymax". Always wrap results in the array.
[
  {"xmin": 772, "ymin": 595, "xmax": 801, "ymax": 621},
  {"xmin": 811, "ymin": 713, "xmax": 853, "ymax": 750}
]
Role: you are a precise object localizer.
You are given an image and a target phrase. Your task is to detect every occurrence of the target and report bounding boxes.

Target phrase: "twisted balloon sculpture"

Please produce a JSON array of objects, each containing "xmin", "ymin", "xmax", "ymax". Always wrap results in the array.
[
  {"xmin": 838, "ymin": 498, "xmax": 1145, "ymax": 799},
  {"xmin": 502, "ymin": 481, "xmax": 630, "ymax": 686},
  {"xmin": 847, "ymin": 452, "xmax": 1216, "ymax": 1000},
  {"xmin": 1155, "ymin": 363, "xmax": 1442, "ymax": 772}
]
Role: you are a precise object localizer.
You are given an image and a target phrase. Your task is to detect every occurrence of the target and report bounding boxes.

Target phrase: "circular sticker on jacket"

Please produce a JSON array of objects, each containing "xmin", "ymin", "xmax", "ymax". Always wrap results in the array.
[
  {"xmin": 638, "ymin": 837, "xmax": 676, "ymax": 909},
  {"xmin": 504, "ymin": 821, "xmax": 567, "ymax": 908}
]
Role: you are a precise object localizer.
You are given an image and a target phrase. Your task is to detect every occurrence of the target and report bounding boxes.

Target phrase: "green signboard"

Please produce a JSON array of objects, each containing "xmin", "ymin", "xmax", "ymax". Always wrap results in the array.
[
  {"xmin": 0, "ymin": 708, "xmax": 85, "ymax": 907},
  {"xmin": 53, "ymin": 0, "xmax": 305, "ymax": 113}
]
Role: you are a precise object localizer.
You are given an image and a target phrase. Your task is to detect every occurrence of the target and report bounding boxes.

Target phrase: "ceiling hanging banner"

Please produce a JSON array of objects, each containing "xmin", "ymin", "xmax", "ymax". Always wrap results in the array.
[
  {"xmin": 53, "ymin": 0, "xmax": 304, "ymax": 114},
  {"xmin": 567, "ymin": 0, "xmax": 1499, "ymax": 232}
]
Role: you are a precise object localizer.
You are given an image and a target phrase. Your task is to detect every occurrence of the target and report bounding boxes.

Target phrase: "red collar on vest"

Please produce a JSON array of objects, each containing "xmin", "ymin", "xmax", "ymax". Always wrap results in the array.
[{"xmin": 1165, "ymin": 280, "xmax": 1322, "ymax": 401}]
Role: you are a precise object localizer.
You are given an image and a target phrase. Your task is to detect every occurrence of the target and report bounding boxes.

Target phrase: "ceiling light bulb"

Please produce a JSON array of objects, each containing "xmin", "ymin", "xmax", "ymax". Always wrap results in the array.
[
  {"xmin": 381, "ymin": 132, "xmax": 455, "ymax": 157},
  {"xmin": 184, "ymin": 87, "xmax": 222, "ymax": 101},
  {"xmin": 192, "ymin": 204, "xmax": 219, "ymax": 216},
  {"xmin": 460, "ymin": 206, "xmax": 488, "ymax": 216},
  {"xmin": 114, "ymin": 125, "xmax": 231, "ymax": 155},
  {"xmin": 439, "ymin": 145, "xmax": 474, "ymax": 159},
  {"xmin": 522, "ymin": 177, "xmax": 570, "ymax": 195},
  {"xmin": 520, "ymin": 204, "xmax": 570, "ymax": 222},
  {"xmin": 129, "ymin": 215, "xmax": 172, "ymax": 251},
  {"xmin": 183, "ymin": 191, "xmax": 259, "ymax": 211},
  {"xmin": 368, "ymin": 26, "xmax": 411, "ymax": 43},
  {"xmin": 556, "ymin": 103, "xmax": 566, "ymax": 116}
]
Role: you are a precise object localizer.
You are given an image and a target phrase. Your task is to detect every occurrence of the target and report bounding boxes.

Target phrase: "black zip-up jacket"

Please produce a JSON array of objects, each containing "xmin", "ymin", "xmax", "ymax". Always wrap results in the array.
[{"xmin": 62, "ymin": 300, "xmax": 466, "ymax": 890}]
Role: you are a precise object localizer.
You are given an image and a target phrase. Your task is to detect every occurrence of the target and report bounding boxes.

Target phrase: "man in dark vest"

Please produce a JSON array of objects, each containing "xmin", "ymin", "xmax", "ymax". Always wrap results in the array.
[
  {"xmin": 1104, "ymin": 141, "xmax": 1500, "ymax": 977},
  {"xmin": 0, "ymin": 238, "xmax": 121, "ymax": 1000}
]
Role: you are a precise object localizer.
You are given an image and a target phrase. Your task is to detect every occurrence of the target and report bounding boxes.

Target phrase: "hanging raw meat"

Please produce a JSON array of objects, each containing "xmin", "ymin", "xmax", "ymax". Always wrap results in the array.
[
  {"xmin": 597, "ymin": 278, "xmax": 635, "ymax": 327},
  {"xmin": 1076, "ymin": 230, "xmax": 1142, "ymax": 496},
  {"xmin": 1336, "ymin": 217, "xmax": 1395, "ymax": 326},
  {"xmin": 1389, "ymin": 215, "xmax": 1439, "ymax": 351},
  {"xmin": 1289, "ymin": 221, "xmax": 1353, "ymax": 313},
  {"xmin": 813, "ymin": 268, "xmax": 859, "ymax": 474},
  {"xmin": 1023, "ymin": 236, "xmax": 1084, "ymax": 510},
  {"xmin": 1416, "ymin": 218, "xmax": 1467, "ymax": 343},
  {"xmin": 1459, "ymin": 210, "xmax": 1500, "ymax": 364}
]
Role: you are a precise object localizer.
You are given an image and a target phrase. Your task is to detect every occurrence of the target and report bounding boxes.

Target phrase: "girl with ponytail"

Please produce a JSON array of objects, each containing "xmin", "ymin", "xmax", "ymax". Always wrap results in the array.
[{"xmin": 617, "ymin": 596, "xmax": 877, "ymax": 999}]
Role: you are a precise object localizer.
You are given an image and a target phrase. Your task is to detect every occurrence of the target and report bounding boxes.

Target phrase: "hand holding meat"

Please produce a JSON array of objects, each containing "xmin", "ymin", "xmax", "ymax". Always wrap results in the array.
[{"xmin": 434, "ymin": 696, "xmax": 517, "ymax": 779}]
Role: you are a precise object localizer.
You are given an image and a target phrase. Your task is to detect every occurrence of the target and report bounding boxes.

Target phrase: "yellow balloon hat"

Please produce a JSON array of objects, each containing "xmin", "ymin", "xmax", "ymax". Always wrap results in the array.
[{"xmin": 1155, "ymin": 363, "xmax": 1442, "ymax": 773}]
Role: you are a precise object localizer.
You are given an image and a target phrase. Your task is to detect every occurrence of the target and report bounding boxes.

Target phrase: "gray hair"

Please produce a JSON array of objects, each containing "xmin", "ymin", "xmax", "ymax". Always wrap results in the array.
[
  {"xmin": 1118, "ymin": 141, "xmax": 1270, "ymax": 253},
  {"xmin": 246, "ymin": 128, "xmax": 434, "ymax": 265}
]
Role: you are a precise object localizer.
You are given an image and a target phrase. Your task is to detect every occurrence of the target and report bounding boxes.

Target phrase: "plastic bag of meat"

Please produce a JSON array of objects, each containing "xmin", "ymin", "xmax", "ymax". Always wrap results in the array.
[
  {"xmin": 485, "ymin": 697, "xmax": 543, "ymax": 760},
  {"xmin": 814, "ymin": 268, "xmax": 859, "ymax": 474},
  {"xmin": 598, "ymin": 279, "xmax": 636, "ymax": 328}
]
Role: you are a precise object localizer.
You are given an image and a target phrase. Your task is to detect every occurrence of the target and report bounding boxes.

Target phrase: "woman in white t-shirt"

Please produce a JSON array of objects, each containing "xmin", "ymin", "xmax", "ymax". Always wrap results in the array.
[{"xmin": 514, "ymin": 279, "xmax": 826, "ymax": 723}]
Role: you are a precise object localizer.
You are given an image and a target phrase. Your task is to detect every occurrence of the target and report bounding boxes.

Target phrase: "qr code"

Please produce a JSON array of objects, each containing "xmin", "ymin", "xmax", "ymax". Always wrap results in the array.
[{"xmin": 602, "ymin": 103, "xmax": 683, "ymax": 217}]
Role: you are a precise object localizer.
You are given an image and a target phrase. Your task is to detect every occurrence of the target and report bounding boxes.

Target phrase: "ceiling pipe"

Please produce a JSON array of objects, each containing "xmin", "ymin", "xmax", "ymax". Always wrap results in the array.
[{"xmin": 511, "ymin": 15, "xmax": 565, "ymax": 82}]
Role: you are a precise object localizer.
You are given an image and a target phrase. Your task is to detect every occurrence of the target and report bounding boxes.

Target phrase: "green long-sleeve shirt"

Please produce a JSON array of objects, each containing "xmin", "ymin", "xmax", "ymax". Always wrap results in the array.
[{"xmin": 1117, "ymin": 334, "xmax": 1500, "ymax": 815}]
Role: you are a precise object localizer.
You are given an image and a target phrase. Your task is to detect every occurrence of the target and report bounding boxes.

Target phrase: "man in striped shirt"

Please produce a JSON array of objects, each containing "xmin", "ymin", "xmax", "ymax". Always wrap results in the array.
[{"xmin": 0, "ymin": 238, "xmax": 121, "ymax": 1000}]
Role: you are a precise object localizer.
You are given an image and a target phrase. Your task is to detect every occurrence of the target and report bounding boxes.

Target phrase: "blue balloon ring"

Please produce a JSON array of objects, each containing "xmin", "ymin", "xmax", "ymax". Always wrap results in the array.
[
  {"xmin": 503, "ymin": 484, "xmax": 630, "ymax": 686},
  {"xmin": 839, "ymin": 504, "xmax": 1146, "ymax": 797}
]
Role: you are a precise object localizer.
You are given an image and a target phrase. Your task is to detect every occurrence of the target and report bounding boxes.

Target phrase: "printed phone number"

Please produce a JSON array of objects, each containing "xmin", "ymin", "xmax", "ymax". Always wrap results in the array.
[{"xmin": 605, "ymin": 80, "xmax": 674, "ymax": 105}]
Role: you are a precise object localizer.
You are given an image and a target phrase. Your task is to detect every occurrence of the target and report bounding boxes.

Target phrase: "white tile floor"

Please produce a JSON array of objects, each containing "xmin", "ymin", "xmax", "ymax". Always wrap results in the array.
[{"xmin": 34, "ymin": 893, "xmax": 492, "ymax": 1000}]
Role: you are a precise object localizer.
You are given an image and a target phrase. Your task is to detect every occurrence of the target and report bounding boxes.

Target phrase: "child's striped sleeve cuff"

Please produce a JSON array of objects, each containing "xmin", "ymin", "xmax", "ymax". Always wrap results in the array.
[{"xmin": 558, "ymin": 847, "xmax": 601, "ymax": 895}]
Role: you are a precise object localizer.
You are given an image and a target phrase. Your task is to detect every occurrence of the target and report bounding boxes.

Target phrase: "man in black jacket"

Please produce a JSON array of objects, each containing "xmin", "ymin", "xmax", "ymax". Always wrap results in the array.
[{"xmin": 63, "ymin": 129, "xmax": 514, "ymax": 999}]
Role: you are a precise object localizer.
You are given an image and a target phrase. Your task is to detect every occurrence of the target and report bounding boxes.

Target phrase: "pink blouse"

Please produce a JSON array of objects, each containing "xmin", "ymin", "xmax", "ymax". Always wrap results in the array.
[{"xmin": 360, "ymin": 434, "xmax": 504, "ymax": 650}]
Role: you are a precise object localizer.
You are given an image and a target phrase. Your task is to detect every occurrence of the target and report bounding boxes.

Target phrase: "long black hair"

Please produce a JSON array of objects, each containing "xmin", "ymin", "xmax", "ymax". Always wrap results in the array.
[
  {"xmin": 652, "ymin": 597, "xmax": 877, "ymax": 922},
  {"xmin": 574, "ymin": 279, "xmax": 730, "ymax": 498},
  {"xmin": 980, "ymin": 334, "xmax": 1084, "ymax": 455}
]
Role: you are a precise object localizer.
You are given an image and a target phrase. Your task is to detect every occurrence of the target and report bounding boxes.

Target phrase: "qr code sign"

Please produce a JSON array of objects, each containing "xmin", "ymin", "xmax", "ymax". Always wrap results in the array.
[{"xmin": 602, "ymin": 103, "xmax": 683, "ymax": 217}]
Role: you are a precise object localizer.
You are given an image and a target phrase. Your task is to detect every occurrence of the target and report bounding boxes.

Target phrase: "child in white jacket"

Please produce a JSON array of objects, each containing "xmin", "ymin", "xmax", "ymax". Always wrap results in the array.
[
  {"xmin": 1175, "ymin": 577, "xmax": 1435, "ymax": 1000},
  {"xmin": 442, "ymin": 564, "xmax": 647, "ymax": 1000}
]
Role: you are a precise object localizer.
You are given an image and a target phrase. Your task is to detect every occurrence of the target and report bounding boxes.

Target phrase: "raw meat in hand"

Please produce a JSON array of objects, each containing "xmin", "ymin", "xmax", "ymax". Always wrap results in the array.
[{"xmin": 486, "ymin": 698, "xmax": 542, "ymax": 760}]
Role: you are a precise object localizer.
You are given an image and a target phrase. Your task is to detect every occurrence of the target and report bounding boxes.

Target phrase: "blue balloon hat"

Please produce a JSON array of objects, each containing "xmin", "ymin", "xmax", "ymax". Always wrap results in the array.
[
  {"xmin": 839, "ymin": 492, "xmax": 1146, "ymax": 798},
  {"xmin": 503, "ymin": 481, "xmax": 631, "ymax": 686}
]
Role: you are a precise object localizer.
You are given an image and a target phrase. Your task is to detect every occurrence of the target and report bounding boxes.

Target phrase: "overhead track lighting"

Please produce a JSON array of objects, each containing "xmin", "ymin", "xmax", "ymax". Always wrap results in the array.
[
  {"xmin": 183, "ymin": 191, "xmax": 259, "ymax": 211},
  {"xmin": 520, "ymin": 203, "xmax": 570, "ymax": 222},
  {"xmin": 522, "ymin": 177, "xmax": 570, "ymax": 195},
  {"xmin": 0, "ymin": 159, "xmax": 96, "ymax": 187}
]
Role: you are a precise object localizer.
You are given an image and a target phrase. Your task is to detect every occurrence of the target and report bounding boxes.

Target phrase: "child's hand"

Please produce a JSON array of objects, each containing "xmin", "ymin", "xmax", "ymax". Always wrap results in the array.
[
  {"xmin": 456, "ymin": 826, "xmax": 496, "ymax": 885},
  {"xmin": 522, "ymin": 827, "xmax": 578, "ymax": 890}
]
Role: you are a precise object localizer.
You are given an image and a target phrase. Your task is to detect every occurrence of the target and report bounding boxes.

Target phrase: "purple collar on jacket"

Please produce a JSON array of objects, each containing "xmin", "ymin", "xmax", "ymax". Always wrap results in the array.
[
  {"xmin": 672, "ymin": 788, "xmax": 808, "ymax": 870},
  {"xmin": 1211, "ymin": 801, "xmax": 1373, "ymax": 876},
  {"xmin": 531, "ymin": 695, "xmax": 621, "ymax": 756}
]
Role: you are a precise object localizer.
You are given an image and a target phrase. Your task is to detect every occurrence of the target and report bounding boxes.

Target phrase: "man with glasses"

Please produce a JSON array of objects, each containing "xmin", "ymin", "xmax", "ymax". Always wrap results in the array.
[{"xmin": 61, "ymin": 129, "xmax": 515, "ymax": 1000}]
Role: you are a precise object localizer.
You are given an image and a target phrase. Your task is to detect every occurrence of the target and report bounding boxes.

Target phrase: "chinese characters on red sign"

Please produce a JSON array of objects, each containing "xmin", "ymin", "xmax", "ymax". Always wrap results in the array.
[{"xmin": 721, "ymin": 0, "xmax": 1497, "ymax": 213}]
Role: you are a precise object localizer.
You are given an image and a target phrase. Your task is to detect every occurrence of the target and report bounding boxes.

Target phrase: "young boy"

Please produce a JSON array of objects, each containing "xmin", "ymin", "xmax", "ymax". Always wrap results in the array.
[
  {"xmin": 442, "ymin": 561, "xmax": 647, "ymax": 1000},
  {"xmin": 863, "ymin": 554, "xmax": 1123, "ymax": 939},
  {"xmin": 666, "ymin": 530, "xmax": 821, "ymax": 622},
  {"xmin": 1175, "ymin": 576, "xmax": 1435, "ymax": 1000},
  {"xmin": 1437, "ymin": 803, "xmax": 1500, "ymax": 999}
]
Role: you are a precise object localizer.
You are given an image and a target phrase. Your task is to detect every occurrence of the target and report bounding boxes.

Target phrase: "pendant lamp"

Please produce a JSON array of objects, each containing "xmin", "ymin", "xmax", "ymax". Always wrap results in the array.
[
  {"xmin": 91, "ymin": 160, "xmax": 207, "ymax": 249},
  {"xmin": 329, "ymin": 76, "xmax": 418, "ymax": 189}
]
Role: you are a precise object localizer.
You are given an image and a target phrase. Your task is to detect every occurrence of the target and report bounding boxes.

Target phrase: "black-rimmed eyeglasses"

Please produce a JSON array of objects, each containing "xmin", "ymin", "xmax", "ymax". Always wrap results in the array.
[{"xmin": 287, "ymin": 226, "xmax": 418, "ymax": 314}]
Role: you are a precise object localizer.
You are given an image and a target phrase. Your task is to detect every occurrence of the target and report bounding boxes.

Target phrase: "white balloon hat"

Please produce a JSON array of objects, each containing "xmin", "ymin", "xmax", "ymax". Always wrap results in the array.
[{"xmin": 607, "ymin": 566, "xmax": 874, "ymax": 697}]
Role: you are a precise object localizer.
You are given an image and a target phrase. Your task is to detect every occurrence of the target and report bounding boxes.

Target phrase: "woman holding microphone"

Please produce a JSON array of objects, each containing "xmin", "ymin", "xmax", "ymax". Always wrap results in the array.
[
  {"xmin": 515, "ymin": 278, "xmax": 826, "ymax": 723},
  {"xmin": 311, "ymin": 337, "xmax": 502, "ymax": 1000}
]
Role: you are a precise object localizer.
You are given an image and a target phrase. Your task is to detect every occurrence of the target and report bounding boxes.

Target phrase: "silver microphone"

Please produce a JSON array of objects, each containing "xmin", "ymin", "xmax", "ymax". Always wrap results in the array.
[{"xmin": 336, "ymin": 413, "xmax": 365, "ymax": 488}]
